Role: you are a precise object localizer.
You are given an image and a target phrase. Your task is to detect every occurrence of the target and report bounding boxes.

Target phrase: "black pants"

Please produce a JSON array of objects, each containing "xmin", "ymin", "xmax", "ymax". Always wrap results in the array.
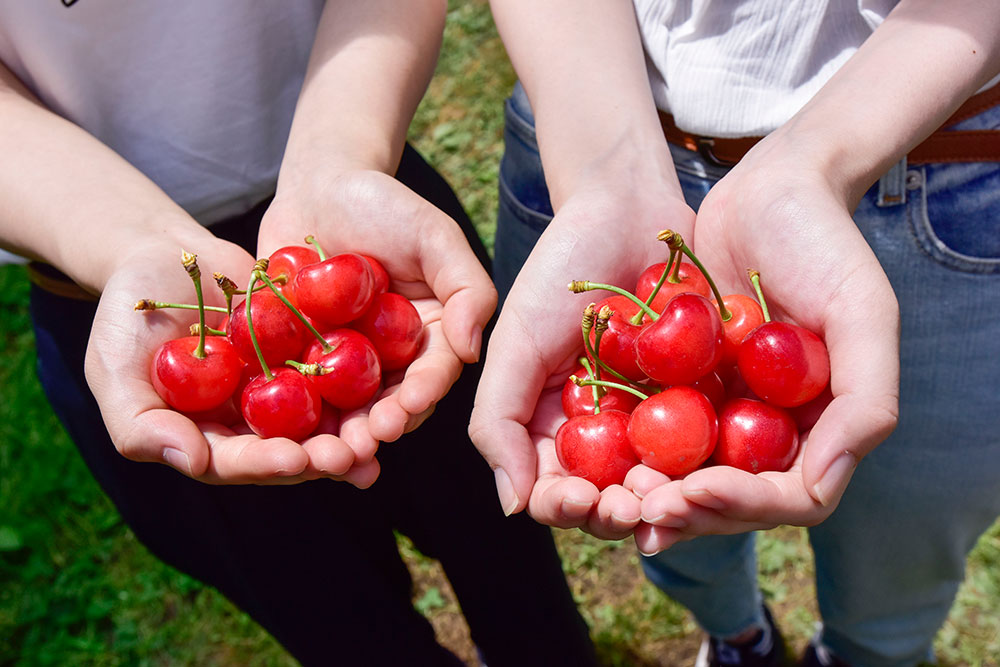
[{"xmin": 30, "ymin": 145, "xmax": 597, "ymax": 667}]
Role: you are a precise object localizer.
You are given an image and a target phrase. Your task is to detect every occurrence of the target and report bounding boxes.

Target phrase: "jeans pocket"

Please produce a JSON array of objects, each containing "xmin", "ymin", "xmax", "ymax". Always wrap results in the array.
[{"xmin": 909, "ymin": 162, "xmax": 1000, "ymax": 274}]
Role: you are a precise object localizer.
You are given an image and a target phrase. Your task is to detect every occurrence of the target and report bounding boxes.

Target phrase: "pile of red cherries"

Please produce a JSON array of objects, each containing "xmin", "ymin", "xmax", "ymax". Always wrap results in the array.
[
  {"xmin": 140, "ymin": 238, "xmax": 422, "ymax": 441},
  {"xmin": 556, "ymin": 230, "xmax": 831, "ymax": 489}
]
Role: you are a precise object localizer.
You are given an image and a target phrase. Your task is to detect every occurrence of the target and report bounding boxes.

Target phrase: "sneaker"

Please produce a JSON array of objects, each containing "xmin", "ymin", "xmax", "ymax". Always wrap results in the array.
[{"xmin": 694, "ymin": 605, "xmax": 787, "ymax": 667}]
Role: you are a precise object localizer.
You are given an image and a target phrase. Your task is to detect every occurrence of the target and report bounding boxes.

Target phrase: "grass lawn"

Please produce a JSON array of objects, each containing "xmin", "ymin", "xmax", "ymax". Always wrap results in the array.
[{"xmin": 2, "ymin": 2, "xmax": 999, "ymax": 665}]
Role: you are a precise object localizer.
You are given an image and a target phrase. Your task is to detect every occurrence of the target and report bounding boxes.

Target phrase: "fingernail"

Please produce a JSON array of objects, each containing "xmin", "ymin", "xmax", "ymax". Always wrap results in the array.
[
  {"xmin": 560, "ymin": 497, "xmax": 592, "ymax": 519},
  {"xmin": 610, "ymin": 512, "xmax": 640, "ymax": 525},
  {"xmin": 813, "ymin": 451, "xmax": 858, "ymax": 507},
  {"xmin": 468, "ymin": 325, "xmax": 483, "ymax": 362},
  {"xmin": 494, "ymin": 467, "xmax": 520, "ymax": 516},
  {"xmin": 163, "ymin": 447, "xmax": 192, "ymax": 476},
  {"xmin": 681, "ymin": 487, "xmax": 726, "ymax": 510},
  {"xmin": 645, "ymin": 514, "xmax": 688, "ymax": 529},
  {"xmin": 637, "ymin": 544, "xmax": 663, "ymax": 557}
]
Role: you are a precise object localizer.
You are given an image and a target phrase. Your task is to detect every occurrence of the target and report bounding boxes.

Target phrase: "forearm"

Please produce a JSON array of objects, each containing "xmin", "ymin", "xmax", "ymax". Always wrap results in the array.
[
  {"xmin": 489, "ymin": 0, "xmax": 677, "ymax": 208},
  {"xmin": 773, "ymin": 0, "xmax": 1000, "ymax": 206},
  {"xmin": 276, "ymin": 0, "xmax": 446, "ymax": 196},
  {"xmin": 0, "ymin": 61, "xmax": 213, "ymax": 294}
]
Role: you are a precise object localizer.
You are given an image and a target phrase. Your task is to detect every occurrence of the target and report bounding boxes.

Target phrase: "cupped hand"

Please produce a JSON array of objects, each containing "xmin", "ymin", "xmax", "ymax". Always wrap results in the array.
[
  {"xmin": 636, "ymin": 138, "xmax": 900, "ymax": 554},
  {"xmin": 257, "ymin": 169, "xmax": 497, "ymax": 449},
  {"xmin": 469, "ymin": 182, "xmax": 696, "ymax": 540},
  {"xmin": 86, "ymin": 234, "xmax": 376, "ymax": 486}
]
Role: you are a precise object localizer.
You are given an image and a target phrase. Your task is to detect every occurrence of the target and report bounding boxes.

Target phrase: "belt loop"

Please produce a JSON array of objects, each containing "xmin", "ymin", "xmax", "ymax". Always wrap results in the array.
[{"xmin": 877, "ymin": 157, "xmax": 908, "ymax": 207}]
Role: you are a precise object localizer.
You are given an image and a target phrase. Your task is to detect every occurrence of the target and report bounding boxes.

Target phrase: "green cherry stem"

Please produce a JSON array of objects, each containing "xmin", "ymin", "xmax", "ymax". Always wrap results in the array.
[
  {"xmin": 304, "ymin": 235, "xmax": 327, "ymax": 261},
  {"xmin": 134, "ymin": 300, "xmax": 228, "ymax": 314},
  {"xmin": 570, "ymin": 375, "xmax": 656, "ymax": 401},
  {"xmin": 747, "ymin": 269, "xmax": 771, "ymax": 322},
  {"xmin": 253, "ymin": 270, "xmax": 334, "ymax": 354},
  {"xmin": 182, "ymin": 251, "xmax": 208, "ymax": 360},
  {"xmin": 657, "ymin": 229, "xmax": 732, "ymax": 322},
  {"xmin": 285, "ymin": 360, "xmax": 329, "ymax": 376},
  {"xmin": 245, "ymin": 266, "xmax": 273, "ymax": 381},
  {"xmin": 568, "ymin": 280, "xmax": 659, "ymax": 321},
  {"xmin": 189, "ymin": 323, "xmax": 226, "ymax": 337},
  {"xmin": 578, "ymin": 356, "xmax": 603, "ymax": 413}
]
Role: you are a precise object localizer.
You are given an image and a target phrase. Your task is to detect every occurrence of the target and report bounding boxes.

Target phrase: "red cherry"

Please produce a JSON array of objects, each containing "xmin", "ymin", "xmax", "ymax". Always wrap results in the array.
[
  {"xmin": 688, "ymin": 371, "xmax": 726, "ymax": 413},
  {"xmin": 227, "ymin": 290, "xmax": 309, "ymax": 368},
  {"xmin": 361, "ymin": 255, "xmax": 391, "ymax": 296},
  {"xmin": 737, "ymin": 321, "xmax": 830, "ymax": 407},
  {"xmin": 561, "ymin": 367, "xmax": 642, "ymax": 418},
  {"xmin": 635, "ymin": 261, "xmax": 711, "ymax": 314},
  {"xmin": 587, "ymin": 295, "xmax": 647, "ymax": 381},
  {"xmin": 293, "ymin": 253, "xmax": 375, "ymax": 329},
  {"xmin": 351, "ymin": 292, "xmax": 422, "ymax": 372},
  {"xmin": 634, "ymin": 293, "xmax": 724, "ymax": 386},
  {"xmin": 554, "ymin": 410, "xmax": 639, "ymax": 490},
  {"xmin": 711, "ymin": 398, "xmax": 799, "ymax": 473},
  {"xmin": 627, "ymin": 386, "xmax": 718, "ymax": 476},
  {"xmin": 241, "ymin": 367, "xmax": 323, "ymax": 440},
  {"xmin": 713, "ymin": 294, "xmax": 765, "ymax": 367},
  {"xmin": 304, "ymin": 329, "xmax": 382, "ymax": 411},
  {"xmin": 267, "ymin": 245, "xmax": 320, "ymax": 305},
  {"xmin": 150, "ymin": 335, "xmax": 243, "ymax": 413}
]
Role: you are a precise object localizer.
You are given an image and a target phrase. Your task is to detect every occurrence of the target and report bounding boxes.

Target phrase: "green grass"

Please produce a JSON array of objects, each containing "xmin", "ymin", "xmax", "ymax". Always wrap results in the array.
[{"xmin": 3, "ymin": 2, "xmax": 1000, "ymax": 665}]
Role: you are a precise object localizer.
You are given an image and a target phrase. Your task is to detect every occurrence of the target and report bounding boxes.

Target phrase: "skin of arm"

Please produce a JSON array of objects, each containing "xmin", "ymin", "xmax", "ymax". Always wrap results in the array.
[
  {"xmin": 635, "ymin": 0, "xmax": 1000, "ymax": 553},
  {"xmin": 257, "ymin": 0, "xmax": 497, "ymax": 452},
  {"xmin": 469, "ymin": 0, "xmax": 693, "ymax": 540}
]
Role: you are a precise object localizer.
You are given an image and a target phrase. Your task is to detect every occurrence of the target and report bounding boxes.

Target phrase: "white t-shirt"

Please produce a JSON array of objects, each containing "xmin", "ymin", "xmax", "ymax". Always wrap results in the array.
[
  {"xmin": 633, "ymin": 0, "xmax": 1000, "ymax": 137},
  {"xmin": 0, "ymin": 1, "xmax": 324, "ymax": 224}
]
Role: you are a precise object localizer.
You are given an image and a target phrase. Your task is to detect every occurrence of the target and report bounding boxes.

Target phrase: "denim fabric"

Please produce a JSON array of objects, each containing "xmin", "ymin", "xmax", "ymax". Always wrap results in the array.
[{"xmin": 494, "ymin": 85, "xmax": 1000, "ymax": 666}]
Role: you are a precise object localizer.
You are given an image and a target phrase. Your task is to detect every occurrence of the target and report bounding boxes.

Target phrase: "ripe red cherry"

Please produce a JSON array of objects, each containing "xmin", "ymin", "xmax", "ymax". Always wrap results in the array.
[
  {"xmin": 227, "ymin": 290, "xmax": 309, "ymax": 368},
  {"xmin": 711, "ymin": 398, "xmax": 799, "ymax": 473},
  {"xmin": 267, "ymin": 245, "xmax": 320, "ymax": 305},
  {"xmin": 150, "ymin": 335, "xmax": 243, "ymax": 413},
  {"xmin": 737, "ymin": 321, "xmax": 830, "ymax": 407},
  {"xmin": 634, "ymin": 293, "xmax": 724, "ymax": 386},
  {"xmin": 555, "ymin": 410, "xmax": 639, "ymax": 490},
  {"xmin": 293, "ymin": 252, "xmax": 375, "ymax": 329},
  {"xmin": 635, "ymin": 261, "xmax": 711, "ymax": 314},
  {"xmin": 587, "ymin": 295, "xmax": 648, "ymax": 381},
  {"xmin": 688, "ymin": 371, "xmax": 726, "ymax": 413},
  {"xmin": 561, "ymin": 367, "xmax": 642, "ymax": 418},
  {"xmin": 351, "ymin": 292, "xmax": 422, "ymax": 371},
  {"xmin": 304, "ymin": 329, "xmax": 382, "ymax": 411},
  {"xmin": 241, "ymin": 367, "xmax": 322, "ymax": 441},
  {"xmin": 713, "ymin": 294, "xmax": 765, "ymax": 367},
  {"xmin": 361, "ymin": 255, "xmax": 391, "ymax": 297},
  {"xmin": 627, "ymin": 386, "xmax": 718, "ymax": 476}
]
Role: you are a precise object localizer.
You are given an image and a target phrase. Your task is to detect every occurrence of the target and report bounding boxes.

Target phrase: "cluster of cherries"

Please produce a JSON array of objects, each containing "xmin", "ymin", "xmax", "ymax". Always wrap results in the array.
[
  {"xmin": 138, "ymin": 238, "xmax": 422, "ymax": 441},
  {"xmin": 555, "ymin": 230, "xmax": 831, "ymax": 490}
]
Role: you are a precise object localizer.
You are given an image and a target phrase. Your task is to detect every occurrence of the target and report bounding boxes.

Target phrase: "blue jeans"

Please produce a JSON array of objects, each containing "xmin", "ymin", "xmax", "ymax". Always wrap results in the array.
[{"xmin": 494, "ymin": 81, "xmax": 1000, "ymax": 667}]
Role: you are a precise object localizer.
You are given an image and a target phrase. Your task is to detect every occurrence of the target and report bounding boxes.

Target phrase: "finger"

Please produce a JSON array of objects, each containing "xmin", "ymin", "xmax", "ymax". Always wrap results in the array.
[
  {"xmin": 332, "ymin": 458, "xmax": 382, "ymax": 489},
  {"xmin": 677, "ymin": 465, "xmax": 825, "ymax": 528},
  {"xmin": 624, "ymin": 464, "xmax": 671, "ymax": 499},
  {"xmin": 199, "ymin": 425, "xmax": 311, "ymax": 484},
  {"xmin": 300, "ymin": 434, "xmax": 356, "ymax": 477},
  {"xmin": 339, "ymin": 408, "xmax": 379, "ymax": 462},
  {"xmin": 413, "ymin": 206, "xmax": 497, "ymax": 363},
  {"xmin": 585, "ymin": 484, "xmax": 642, "ymax": 540},
  {"xmin": 393, "ymin": 320, "xmax": 464, "ymax": 415},
  {"xmin": 634, "ymin": 522, "xmax": 689, "ymax": 557},
  {"xmin": 527, "ymin": 474, "xmax": 601, "ymax": 529}
]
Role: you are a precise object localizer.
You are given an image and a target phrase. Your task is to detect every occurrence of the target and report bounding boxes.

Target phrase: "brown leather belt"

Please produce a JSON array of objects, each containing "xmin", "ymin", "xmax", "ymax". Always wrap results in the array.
[{"xmin": 659, "ymin": 83, "xmax": 1000, "ymax": 167}]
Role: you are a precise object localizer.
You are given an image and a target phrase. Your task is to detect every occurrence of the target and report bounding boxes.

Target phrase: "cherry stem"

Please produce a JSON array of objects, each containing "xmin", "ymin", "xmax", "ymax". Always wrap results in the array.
[
  {"xmin": 189, "ymin": 323, "xmax": 226, "ymax": 337},
  {"xmin": 581, "ymin": 319, "xmax": 647, "ymax": 390},
  {"xmin": 304, "ymin": 235, "xmax": 327, "ymax": 262},
  {"xmin": 245, "ymin": 268, "xmax": 273, "ymax": 382},
  {"xmin": 254, "ymin": 270, "xmax": 334, "ymax": 354},
  {"xmin": 578, "ymin": 356, "xmax": 603, "ymax": 413},
  {"xmin": 748, "ymin": 269, "xmax": 771, "ymax": 322},
  {"xmin": 286, "ymin": 360, "xmax": 329, "ymax": 376},
  {"xmin": 633, "ymin": 247, "xmax": 679, "ymax": 328},
  {"xmin": 571, "ymin": 375, "xmax": 656, "ymax": 401},
  {"xmin": 657, "ymin": 229, "xmax": 732, "ymax": 322},
  {"xmin": 134, "ymin": 300, "xmax": 228, "ymax": 313},
  {"xmin": 568, "ymin": 281, "xmax": 658, "ymax": 321},
  {"xmin": 180, "ymin": 251, "xmax": 208, "ymax": 360}
]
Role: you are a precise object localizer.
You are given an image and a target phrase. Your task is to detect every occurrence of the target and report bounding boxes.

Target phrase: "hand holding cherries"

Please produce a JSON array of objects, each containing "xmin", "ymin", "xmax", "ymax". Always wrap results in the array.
[
  {"xmin": 139, "ymin": 237, "xmax": 423, "ymax": 455},
  {"xmin": 554, "ymin": 230, "xmax": 830, "ymax": 490}
]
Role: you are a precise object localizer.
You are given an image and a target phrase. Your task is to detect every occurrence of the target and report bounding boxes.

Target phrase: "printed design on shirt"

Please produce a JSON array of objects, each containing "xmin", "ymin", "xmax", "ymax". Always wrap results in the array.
[{"xmin": 62, "ymin": 0, "xmax": 81, "ymax": 6}]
